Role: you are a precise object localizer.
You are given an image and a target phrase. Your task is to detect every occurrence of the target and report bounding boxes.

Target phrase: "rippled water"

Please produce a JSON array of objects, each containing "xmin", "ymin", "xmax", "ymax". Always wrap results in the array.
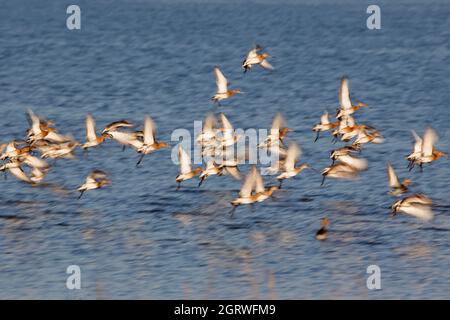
[{"xmin": 0, "ymin": 0, "xmax": 449, "ymax": 299}]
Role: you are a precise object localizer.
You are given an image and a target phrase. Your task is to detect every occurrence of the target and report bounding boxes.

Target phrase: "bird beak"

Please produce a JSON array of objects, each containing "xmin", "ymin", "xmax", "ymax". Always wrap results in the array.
[{"xmin": 309, "ymin": 166, "xmax": 320, "ymax": 173}]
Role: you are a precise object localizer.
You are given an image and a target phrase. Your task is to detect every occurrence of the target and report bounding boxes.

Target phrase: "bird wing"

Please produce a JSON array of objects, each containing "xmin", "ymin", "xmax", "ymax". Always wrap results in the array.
[
  {"xmin": 346, "ymin": 115, "xmax": 356, "ymax": 127},
  {"xmin": 402, "ymin": 204, "xmax": 434, "ymax": 222},
  {"xmin": 411, "ymin": 130, "xmax": 423, "ymax": 153},
  {"xmin": 260, "ymin": 59, "xmax": 274, "ymax": 70},
  {"xmin": 339, "ymin": 155, "xmax": 368, "ymax": 171},
  {"xmin": 387, "ymin": 162, "xmax": 400, "ymax": 188},
  {"xmin": 85, "ymin": 114, "xmax": 97, "ymax": 142},
  {"xmin": 339, "ymin": 77, "xmax": 352, "ymax": 110},
  {"xmin": 205, "ymin": 159, "xmax": 216, "ymax": 170},
  {"xmin": 284, "ymin": 143, "xmax": 300, "ymax": 171},
  {"xmin": 204, "ymin": 113, "xmax": 217, "ymax": 135},
  {"xmin": 254, "ymin": 167, "xmax": 265, "ymax": 194},
  {"xmin": 320, "ymin": 111, "xmax": 330, "ymax": 125},
  {"xmin": 214, "ymin": 66, "xmax": 228, "ymax": 93},
  {"xmin": 23, "ymin": 155, "xmax": 48, "ymax": 169},
  {"xmin": 178, "ymin": 145, "xmax": 192, "ymax": 175},
  {"xmin": 271, "ymin": 113, "xmax": 284, "ymax": 131},
  {"xmin": 220, "ymin": 113, "xmax": 233, "ymax": 131},
  {"xmin": 422, "ymin": 127, "xmax": 437, "ymax": 157},
  {"xmin": 223, "ymin": 166, "xmax": 241, "ymax": 180},
  {"xmin": 246, "ymin": 47, "xmax": 259, "ymax": 60},
  {"xmin": 102, "ymin": 120, "xmax": 133, "ymax": 133},
  {"xmin": 110, "ymin": 131, "xmax": 143, "ymax": 149},
  {"xmin": 5, "ymin": 141, "xmax": 17, "ymax": 154},
  {"xmin": 9, "ymin": 166, "xmax": 32, "ymax": 183},
  {"xmin": 143, "ymin": 115, "xmax": 156, "ymax": 145},
  {"xmin": 91, "ymin": 170, "xmax": 108, "ymax": 179},
  {"xmin": 31, "ymin": 167, "xmax": 44, "ymax": 179},
  {"xmin": 220, "ymin": 113, "xmax": 234, "ymax": 142},
  {"xmin": 27, "ymin": 109, "xmax": 41, "ymax": 136},
  {"xmin": 240, "ymin": 166, "xmax": 256, "ymax": 198}
]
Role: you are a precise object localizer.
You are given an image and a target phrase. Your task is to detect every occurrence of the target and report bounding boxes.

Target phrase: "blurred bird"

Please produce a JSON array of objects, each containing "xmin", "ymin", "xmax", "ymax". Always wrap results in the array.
[
  {"xmin": 197, "ymin": 113, "xmax": 217, "ymax": 146},
  {"xmin": 198, "ymin": 160, "xmax": 222, "ymax": 187},
  {"xmin": 331, "ymin": 154, "xmax": 368, "ymax": 171},
  {"xmin": 387, "ymin": 162, "xmax": 410, "ymax": 196},
  {"xmin": 258, "ymin": 113, "xmax": 291, "ymax": 148},
  {"xmin": 391, "ymin": 194, "xmax": 433, "ymax": 221},
  {"xmin": 218, "ymin": 113, "xmax": 241, "ymax": 148},
  {"xmin": 315, "ymin": 218, "xmax": 329, "ymax": 241},
  {"xmin": 78, "ymin": 170, "xmax": 110, "ymax": 199},
  {"xmin": 242, "ymin": 45, "xmax": 274, "ymax": 72},
  {"xmin": 40, "ymin": 141, "xmax": 79, "ymax": 160},
  {"xmin": 211, "ymin": 66, "xmax": 242, "ymax": 104},
  {"xmin": 312, "ymin": 111, "xmax": 337, "ymax": 142},
  {"xmin": 0, "ymin": 161, "xmax": 32, "ymax": 184},
  {"xmin": 176, "ymin": 145, "xmax": 202, "ymax": 190},
  {"xmin": 26, "ymin": 109, "xmax": 75, "ymax": 144},
  {"xmin": 102, "ymin": 120, "xmax": 141, "ymax": 151},
  {"xmin": 276, "ymin": 143, "xmax": 310, "ymax": 187},
  {"xmin": 330, "ymin": 145, "xmax": 361, "ymax": 163},
  {"xmin": 336, "ymin": 77, "xmax": 367, "ymax": 119},
  {"xmin": 410, "ymin": 128, "xmax": 446, "ymax": 171},
  {"xmin": 136, "ymin": 115, "xmax": 169, "ymax": 166},
  {"xmin": 102, "ymin": 120, "xmax": 134, "ymax": 134},
  {"xmin": 30, "ymin": 167, "xmax": 49, "ymax": 184},
  {"xmin": 353, "ymin": 127, "xmax": 384, "ymax": 145},
  {"xmin": 321, "ymin": 162, "xmax": 360, "ymax": 186},
  {"xmin": 231, "ymin": 166, "xmax": 278, "ymax": 207},
  {"xmin": 0, "ymin": 141, "xmax": 29, "ymax": 160},
  {"xmin": 19, "ymin": 152, "xmax": 49, "ymax": 169},
  {"xmin": 407, "ymin": 130, "xmax": 423, "ymax": 168},
  {"xmin": 81, "ymin": 114, "xmax": 109, "ymax": 150}
]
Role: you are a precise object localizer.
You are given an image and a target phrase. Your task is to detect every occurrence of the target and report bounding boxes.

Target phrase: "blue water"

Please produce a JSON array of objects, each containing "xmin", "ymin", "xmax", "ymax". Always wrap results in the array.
[{"xmin": 0, "ymin": 0, "xmax": 449, "ymax": 299}]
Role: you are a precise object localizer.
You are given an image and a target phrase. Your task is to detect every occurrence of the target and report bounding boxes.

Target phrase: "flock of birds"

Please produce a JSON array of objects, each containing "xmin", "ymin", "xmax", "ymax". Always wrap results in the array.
[{"xmin": 0, "ymin": 45, "xmax": 447, "ymax": 240}]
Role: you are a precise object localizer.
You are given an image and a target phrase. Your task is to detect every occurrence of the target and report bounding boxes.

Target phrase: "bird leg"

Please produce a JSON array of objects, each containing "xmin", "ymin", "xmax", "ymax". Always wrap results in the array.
[
  {"xmin": 78, "ymin": 190, "xmax": 84, "ymax": 200},
  {"xmin": 331, "ymin": 136, "xmax": 338, "ymax": 144},
  {"xmin": 314, "ymin": 131, "xmax": 320, "ymax": 142},
  {"xmin": 320, "ymin": 175, "xmax": 326, "ymax": 186},
  {"xmin": 229, "ymin": 205, "xmax": 237, "ymax": 217},
  {"xmin": 136, "ymin": 153, "xmax": 145, "ymax": 167}
]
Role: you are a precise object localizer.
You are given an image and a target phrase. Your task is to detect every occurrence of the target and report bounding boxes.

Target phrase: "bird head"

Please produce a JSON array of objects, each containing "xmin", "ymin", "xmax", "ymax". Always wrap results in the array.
[
  {"xmin": 101, "ymin": 132, "xmax": 112, "ymax": 139},
  {"xmin": 280, "ymin": 127, "xmax": 291, "ymax": 136},
  {"xmin": 434, "ymin": 151, "xmax": 447, "ymax": 159},
  {"xmin": 357, "ymin": 102, "xmax": 368, "ymax": 108},
  {"xmin": 158, "ymin": 142, "xmax": 170, "ymax": 148}
]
